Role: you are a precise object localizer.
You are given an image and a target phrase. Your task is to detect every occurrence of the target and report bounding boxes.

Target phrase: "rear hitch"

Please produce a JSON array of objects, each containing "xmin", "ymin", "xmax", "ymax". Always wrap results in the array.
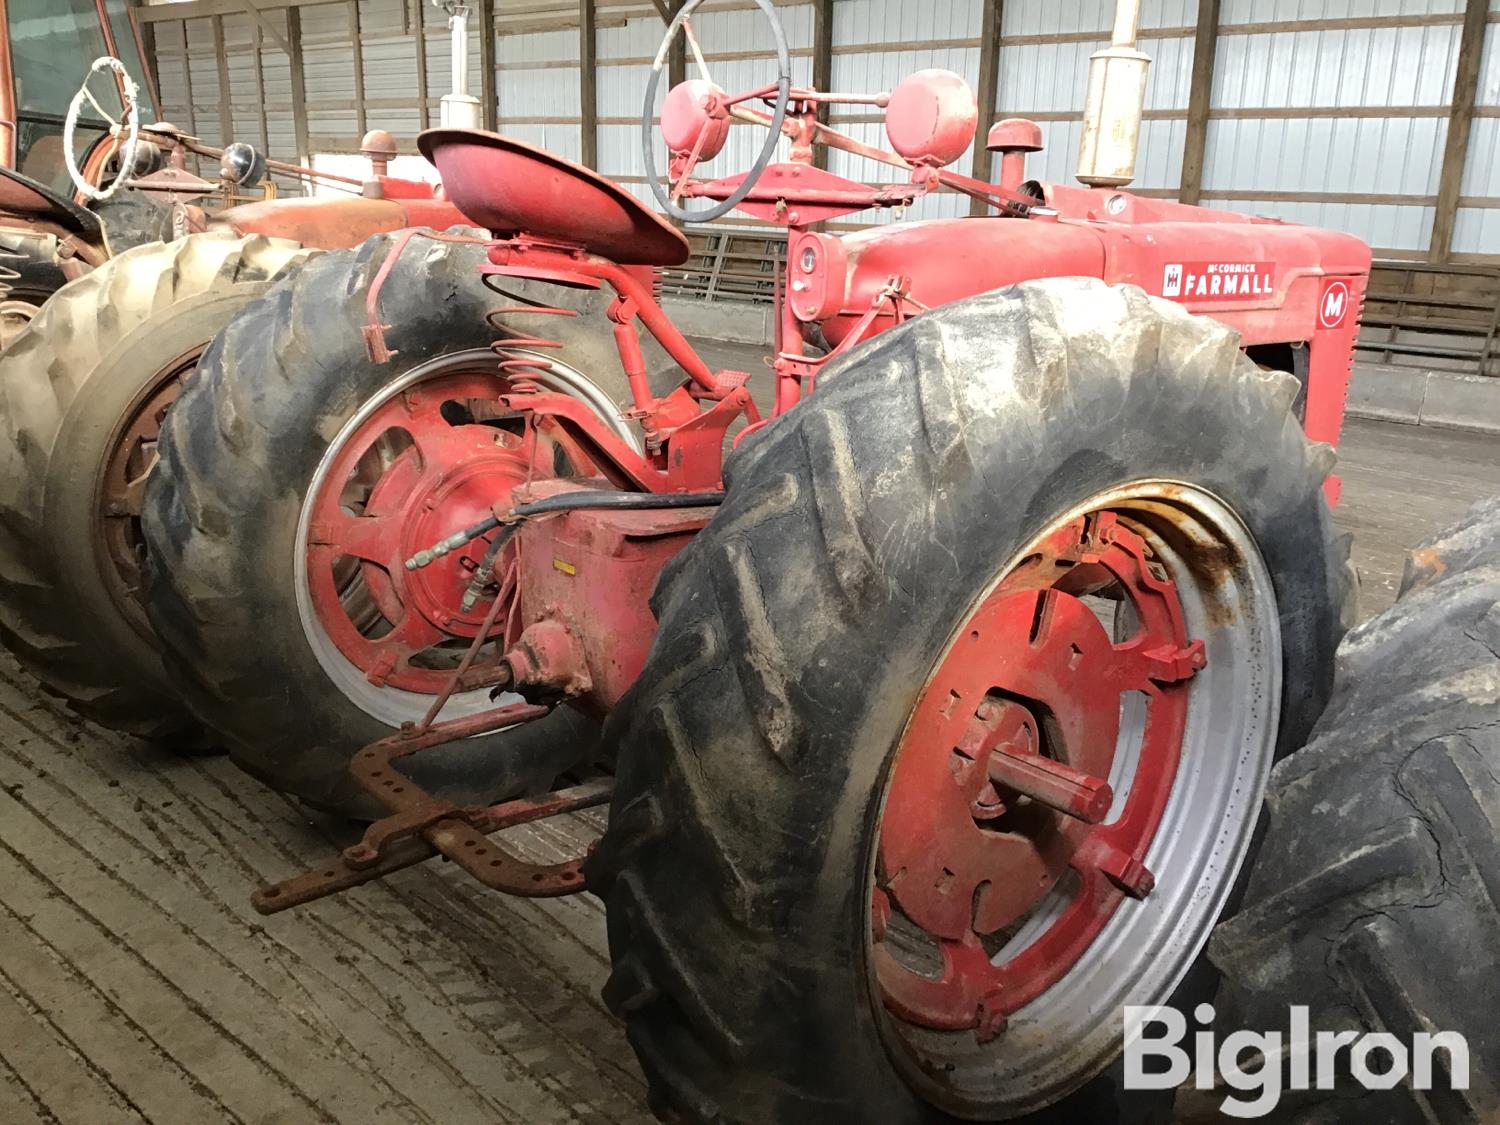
[{"xmin": 253, "ymin": 700, "xmax": 611, "ymax": 914}]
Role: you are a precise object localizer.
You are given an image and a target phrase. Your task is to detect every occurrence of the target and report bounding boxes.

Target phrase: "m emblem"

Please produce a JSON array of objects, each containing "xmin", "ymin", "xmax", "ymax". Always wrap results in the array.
[{"xmin": 1319, "ymin": 280, "xmax": 1350, "ymax": 329}]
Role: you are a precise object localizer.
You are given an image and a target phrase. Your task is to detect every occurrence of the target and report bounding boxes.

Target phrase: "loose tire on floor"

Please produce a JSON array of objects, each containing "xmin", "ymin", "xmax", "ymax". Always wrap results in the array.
[
  {"xmin": 586, "ymin": 278, "xmax": 1352, "ymax": 1124},
  {"xmin": 0, "ymin": 233, "xmax": 312, "ymax": 740},
  {"xmin": 1210, "ymin": 495, "xmax": 1500, "ymax": 1124},
  {"xmin": 142, "ymin": 230, "xmax": 672, "ymax": 814}
]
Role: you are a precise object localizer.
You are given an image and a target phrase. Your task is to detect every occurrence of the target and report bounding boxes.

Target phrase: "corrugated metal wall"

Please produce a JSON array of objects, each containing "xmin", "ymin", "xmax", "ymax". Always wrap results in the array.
[
  {"xmin": 1202, "ymin": 0, "xmax": 1463, "ymax": 253},
  {"xmin": 499, "ymin": 28, "xmax": 582, "ymax": 163},
  {"xmin": 148, "ymin": 0, "xmax": 478, "ymax": 194},
  {"xmin": 998, "ymin": 1, "xmax": 1194, "ymax": 194},
  {"xmin": 595, "ymin": 4, "xmax": 815, "ymax": 210},
  {"xmin": 150, "ymin": 11, "xmax": 304, "ymax": 193},
  {"xmin": 827, "ymin": 0, "xmax": 977, "ymax": 224},
  {"xmin": 143, "ymin": 0, "xmax": 1499, "ymax": 259}
]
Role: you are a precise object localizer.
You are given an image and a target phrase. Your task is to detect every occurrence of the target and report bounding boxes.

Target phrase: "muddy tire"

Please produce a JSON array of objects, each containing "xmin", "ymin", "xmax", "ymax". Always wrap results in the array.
[
  {"xmin": 585, "ymin": 279, "xmax": 1351, "ymax": 1124},
  {"xmin": 0, "ymin": 233, "xmax": 312, "ymax": 740},
  {"xmin": 142, "ymin": 231, "xmax": 666, "ymax": 814},
  {"xmin": 1209, "ymin": 495, "xmax": 1500, "ymax": 1123}
]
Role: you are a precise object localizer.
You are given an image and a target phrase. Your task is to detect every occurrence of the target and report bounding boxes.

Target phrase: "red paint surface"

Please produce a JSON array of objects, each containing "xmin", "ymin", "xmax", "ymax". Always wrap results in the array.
[
  {"xmin": 419, "ymin": 128, "xmax": 690, "ymax": 266},
  {"xmin": 875, "ymin": 512, "xmax": 1197, "ymax": 1031}
]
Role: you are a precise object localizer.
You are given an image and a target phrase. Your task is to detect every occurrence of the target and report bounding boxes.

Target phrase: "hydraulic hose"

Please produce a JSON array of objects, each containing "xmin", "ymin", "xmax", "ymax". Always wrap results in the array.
[{"xmin": 405, "ymin": 489, "xmax": 727, "ymax": 572}]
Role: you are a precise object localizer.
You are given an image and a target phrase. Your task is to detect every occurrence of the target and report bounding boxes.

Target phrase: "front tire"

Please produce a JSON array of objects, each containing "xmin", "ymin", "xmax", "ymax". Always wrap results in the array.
[{"xmin": 587, "ymin": 279, "xmax": 1351, "ymax": 1123}]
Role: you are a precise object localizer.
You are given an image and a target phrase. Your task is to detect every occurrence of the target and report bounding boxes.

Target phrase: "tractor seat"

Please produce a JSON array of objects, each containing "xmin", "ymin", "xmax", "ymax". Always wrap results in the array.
[{"xmin": 418, "ymin": 129, "xmax": 690, "ymax": 268}]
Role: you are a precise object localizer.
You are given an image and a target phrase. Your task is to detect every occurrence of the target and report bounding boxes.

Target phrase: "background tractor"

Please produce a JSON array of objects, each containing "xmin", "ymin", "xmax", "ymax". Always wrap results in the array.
[
  {"xmin": 123, "ymin": 0, "xmax": 1384, "ymax": 1120},
  {"xmin": 0, "ymin": 1, "xmax": 494, "ymax": 749}
]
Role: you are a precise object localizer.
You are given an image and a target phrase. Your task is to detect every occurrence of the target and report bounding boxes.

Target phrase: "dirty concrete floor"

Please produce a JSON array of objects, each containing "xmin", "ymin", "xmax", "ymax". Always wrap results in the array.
[
  {"xmin": 1332, "ymin": 415, "xmax": 1500, "ymax": 614},
  {"xmin": 0, "ymin": 346, "xmax": 1494, "ymax": 1122}
]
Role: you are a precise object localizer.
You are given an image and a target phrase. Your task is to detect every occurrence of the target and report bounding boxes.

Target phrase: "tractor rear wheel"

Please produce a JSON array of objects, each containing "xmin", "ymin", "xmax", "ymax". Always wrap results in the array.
[
  {"xmin": 586, "ymin": 279, "xmax": 1352, "ymax": 1123},
  {"xmin": 1209, "ymin": 495, "xmax": 1500, "ymax": 1123},
  {"xmin": 142, "ymin": 231, "xmax": 667, "ymax": 814},
  {"xmin": 0, "ymin": 233, "xmax": 311, "ymax": 740}
]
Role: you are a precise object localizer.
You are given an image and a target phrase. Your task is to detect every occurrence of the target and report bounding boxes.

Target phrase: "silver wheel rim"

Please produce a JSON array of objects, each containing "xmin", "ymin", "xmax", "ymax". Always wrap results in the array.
[{"xmin": 873, "ymin": 481, "xmax": 1282, "ymax": 1119}]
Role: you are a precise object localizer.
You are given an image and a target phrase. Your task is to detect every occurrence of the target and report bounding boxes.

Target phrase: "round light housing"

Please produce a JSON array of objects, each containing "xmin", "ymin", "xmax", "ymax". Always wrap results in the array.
[{"xmin": 884, "ymin": 69, "xmax": 978, "ymax": 168}]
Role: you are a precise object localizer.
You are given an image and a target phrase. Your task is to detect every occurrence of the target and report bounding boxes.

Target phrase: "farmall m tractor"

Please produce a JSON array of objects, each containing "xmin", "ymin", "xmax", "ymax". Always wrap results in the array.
[
  {"xmin": 0, "ymin": 1, "xmax": 497, "ymax": 746},
  {"xmin": 136, "ymin": 0, "xmax": 1368, "ymax": 1120}
]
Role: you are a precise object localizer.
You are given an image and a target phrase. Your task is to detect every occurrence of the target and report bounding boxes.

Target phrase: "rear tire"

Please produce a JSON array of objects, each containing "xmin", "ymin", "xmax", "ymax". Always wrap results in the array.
[
  {"xmin": 586, "ymin": 279, "xmax": 1350, "ymax": 1123},
  {"xmin": 143, "ymin": 231, "xmax": 670, "ymax": 814},
  {"xmin": 0, "ymin": 233, "xmax": 311, "ymax": 740},
  {"xmin": 1210, "ymin": 494, "xmax": 1500, "ymax": 1123}
]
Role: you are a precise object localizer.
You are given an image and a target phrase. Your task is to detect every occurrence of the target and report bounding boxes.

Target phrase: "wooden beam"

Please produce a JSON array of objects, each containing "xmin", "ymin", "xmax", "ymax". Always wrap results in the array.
[
  {"xmin": 287, "ymin": 6, "xmax": 311, "ymax": 170},
  {"xmin": 968, "ymin": 0, "xmax": 1002, "ymax": 214},
  {"xmin": 131, "ymin": 5, "xmax": 164, "ymax": 114},
  {"xmin": 1178, "ymin": 0, "xmax": 1220, "ymax": 205},
  {"xmin": 253, "ymin": 19, "xmax": 271, "ymax": 155},
  {"xmin": 142, "ymin": 0, "xmax": 300, "ymax": 19},
  {"xmin": 668, "ymin": 0, "xmax": 685, "ymax": 89},
  {"xmin": 179, "ymin": 17, "xmax": 199, "ymax": 138},
  {"xmin": 238, "ymin": 0, "xmax": 292, "ymax": 54},
  {"xmin": 413, "ymin": 0, "xmax": 429, "ymax": 129},
  {"xmin": 348, "ymin": 0, "xmax": 367, "ymax": 137},
  {"xmin": 1429, "ymin": 0, "xmax": 1489, "ymax": 263},
  {"xmin": 479, "ymin": 0, "xmax": 498, "ymax": 131},
  {"xmin": 810, "ymin": 0, "xmax": 833, "ymax": 171},
  {"xmin": 581, "ymin": 0, "xmax": 598, "ymax": 167},
  {"xmin": 212, "ymin": 14, "xmax": 234, "ymax": 145}
]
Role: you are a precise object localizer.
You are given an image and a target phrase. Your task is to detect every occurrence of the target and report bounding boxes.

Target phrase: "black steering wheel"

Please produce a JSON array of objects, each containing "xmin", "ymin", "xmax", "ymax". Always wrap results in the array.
[{"xmin": 642, "ymin": 0, "xmax": 793, "ymax": 223}]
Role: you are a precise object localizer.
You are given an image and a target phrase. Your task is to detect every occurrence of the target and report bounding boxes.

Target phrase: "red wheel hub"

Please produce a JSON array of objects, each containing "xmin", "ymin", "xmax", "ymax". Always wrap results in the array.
[
  {"xmin": 874, "ymin": 511, "xmax": 1206, "ymax": 1040},
  {"xmin": 304, "ymin": 371, "xmax": 539, "ymax": 695}
]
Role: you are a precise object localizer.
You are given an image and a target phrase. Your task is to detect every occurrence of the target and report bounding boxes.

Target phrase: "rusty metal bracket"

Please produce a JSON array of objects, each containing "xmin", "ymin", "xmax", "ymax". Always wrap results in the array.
[
  {"xmin": 363, "ymin": 227, "xmax": 492, "ymax": 363},
  {"xmin": 252, "ymin": 700, "xmax": 611, "ymax": 914},
  {"xmin": 252, "ymin": 777, "xmax": 614, "ymax": 914}
]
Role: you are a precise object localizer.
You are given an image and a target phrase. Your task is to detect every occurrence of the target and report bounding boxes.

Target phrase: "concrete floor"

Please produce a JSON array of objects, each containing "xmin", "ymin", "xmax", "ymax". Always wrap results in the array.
[
  {"xmin": 0, "ymin": 401, "xmax": 1493, "ymax": 1122},
  {"xmin": 1334, "ymin": 416, "xmax": 1500, "ymax": 614}
]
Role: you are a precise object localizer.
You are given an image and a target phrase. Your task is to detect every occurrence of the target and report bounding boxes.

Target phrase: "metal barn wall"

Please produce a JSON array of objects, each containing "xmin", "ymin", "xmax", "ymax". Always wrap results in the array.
[
  {"xmin": 1201, "ymin": 0, "xmax": 1464, "ymax": 255},
  {"xmin": 826, "ymin": 0, "xmax": 979, "ymax": 224},
  {"xmin": 997, "ymin": 0, "xmax": 1195, "ymax": 195},
  {"xmin": 147, "ymin": 0, "xmax": 484, "ymax": 191},
  {"xmin": 499, "ymin": 28, "xmax": 583, "ymax": 164},
  {"xmin": 148, "ymin": 10, "xmax": 305, "ymax": 194},
  {"xmin": 594, "ymin": 4, "xmax": 815, "ymax": 211},
  {"xmin": 140, "ymin": 0, "xmax": 1499, "ymax": 261}
]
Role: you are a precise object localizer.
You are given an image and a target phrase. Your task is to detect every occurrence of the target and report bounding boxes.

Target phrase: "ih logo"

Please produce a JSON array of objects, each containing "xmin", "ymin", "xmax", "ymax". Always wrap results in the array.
[
  {"xmin": 1163, "ymin": 263, "xmax": 1184, "ymax": 297},
  {"xmin": 1319, "ymin": 279, "xmax": 1351, "ymax": 329}
]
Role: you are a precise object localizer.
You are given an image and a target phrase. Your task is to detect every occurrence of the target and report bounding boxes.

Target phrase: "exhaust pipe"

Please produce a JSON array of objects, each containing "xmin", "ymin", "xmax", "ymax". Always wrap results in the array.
[
  {"xmin": 1076, "ymin": 0, "xmax": 1152, "ymax": 188},
  {"xmin": 438, "ymin": 1, "xmax": 484, "ymax": 129}
]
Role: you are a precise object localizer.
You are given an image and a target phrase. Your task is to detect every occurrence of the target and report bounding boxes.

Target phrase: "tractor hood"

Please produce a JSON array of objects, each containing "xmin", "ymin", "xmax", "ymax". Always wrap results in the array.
[{"xmin": 820, "ymin": 193, "xmax": 1371, "ymax": 352}]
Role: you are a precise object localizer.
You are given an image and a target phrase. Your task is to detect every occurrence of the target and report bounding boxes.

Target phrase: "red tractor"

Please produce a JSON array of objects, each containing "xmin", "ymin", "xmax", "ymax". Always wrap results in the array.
[
  {"xmin": 0, "ymin": 5, "xmax": 487, "ymax": 746},
  {"xmin": 134, "ymin": 1, "xmax": 1366, "ymax": 1119}
]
